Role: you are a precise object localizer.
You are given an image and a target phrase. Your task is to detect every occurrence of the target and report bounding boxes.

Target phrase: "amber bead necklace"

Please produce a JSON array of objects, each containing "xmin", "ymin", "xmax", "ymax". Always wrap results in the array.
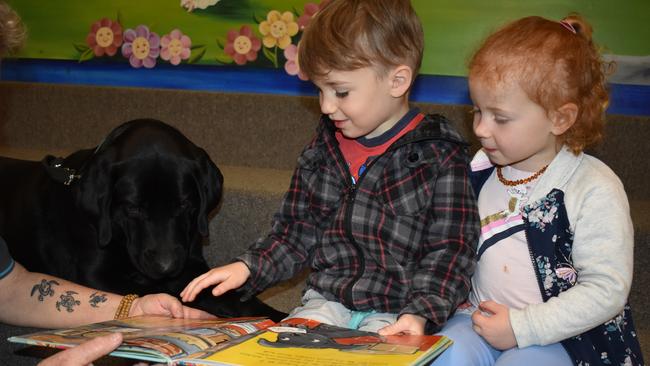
[{"xmin": 496, "ymin": 165, "xmax": 549, "ymax": 186}]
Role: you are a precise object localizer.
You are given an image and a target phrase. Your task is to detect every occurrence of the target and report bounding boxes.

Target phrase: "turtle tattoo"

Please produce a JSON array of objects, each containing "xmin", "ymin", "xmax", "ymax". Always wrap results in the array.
[
  {"xmin": 30, "ymin": 279, "xmax": 60, "ymax": 301},
  {"xmin": 56, "ymin": 291, "xmax": 81, "ymax": 312},
  {"xmin": 89, "ymin": 292, "xmax": 108, "ymax": 308}
]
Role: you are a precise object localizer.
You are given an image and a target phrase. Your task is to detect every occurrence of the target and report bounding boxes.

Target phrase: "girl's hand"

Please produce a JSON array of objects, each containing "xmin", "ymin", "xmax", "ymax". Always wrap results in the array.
[
  {"xmin": 471, "ymin": 300, "xmax": 517, "ymax": 350},
  {"xmin": 180, "ymin": 261, "xmax": 251, "ymax": 302},
  {"xmin": 378, "ymin": 313, "xmax": 427, "ymax": 336}
]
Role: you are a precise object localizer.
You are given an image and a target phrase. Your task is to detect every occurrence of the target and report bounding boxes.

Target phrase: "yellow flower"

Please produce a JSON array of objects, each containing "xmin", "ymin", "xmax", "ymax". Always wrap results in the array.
[{"xmin": 259, "ymin": 10, "xmax": 299, "ymax": 49}]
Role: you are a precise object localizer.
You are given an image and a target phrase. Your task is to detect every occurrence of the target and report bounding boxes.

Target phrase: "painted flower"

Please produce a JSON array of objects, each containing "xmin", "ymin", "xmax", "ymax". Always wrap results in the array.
[
  {"xmin": 224, "ymin": 25, "xmax": 261, "ymax": 65},
  {"xmin": 181, "ymin": 0, "xmax": 220, "ymax": 12},
  {"xmin": 297, "ymin": 0, "xmax": 330, "ymax": 30},
  {"xmin": 284, "ymin": 44, "xmax": 307, "ymax": 80},
  {"xmin": 86, "ymin": 18, "xmax": 123, "ymax": 57},
  {"xmin": 121, "ymin": 25, "xmax": 160, "ymax": 69},
  {"xmin": 161, "ymin": 29, "xmax": 191, "ymax": 65},
  {"xmin": 259, "ymin": 10, "xmax": 299, "ymax": 49}
]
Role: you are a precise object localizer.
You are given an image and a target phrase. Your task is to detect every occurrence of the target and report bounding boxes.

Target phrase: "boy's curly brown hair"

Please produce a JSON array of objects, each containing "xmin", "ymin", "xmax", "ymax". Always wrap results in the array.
[{"xmin": 298, "ymin": 0, "xmax": 424, "ymax": 83}]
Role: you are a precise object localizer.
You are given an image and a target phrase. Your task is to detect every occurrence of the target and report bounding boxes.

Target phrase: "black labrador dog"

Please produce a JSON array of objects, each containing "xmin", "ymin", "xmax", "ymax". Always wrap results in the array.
[{"xmin": 0, "ymin": 119, "xmax": 286, "ymax": 321}]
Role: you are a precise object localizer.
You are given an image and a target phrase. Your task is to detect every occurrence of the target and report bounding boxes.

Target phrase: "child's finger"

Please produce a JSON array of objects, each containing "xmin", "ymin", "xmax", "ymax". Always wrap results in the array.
[
  {"xmin": 472, "ymin": 323, "xmax": 483, "ymax": 335},
  {"xmin": 377, "ymin": 322, "xmax": 403, "ymax": 336},
  {"xmin": 180, "ymin": 272, "xmax": 205, "ymax": 299},
  {"xmin": 471, "ymin": 309, "xmax": 489, "ymax": 327},
  {"xmin": 478, "ymin": 300, "xmax": 499, "ymax": 314},
  {"xmin": 184, "ymin": 278, "xmax": 212, "ymax": 301},
  {"xmin": 211, "ymin": 280, "xmax": 235, "ymax": 296},
  {"xmin": 193, "ymin": 271, "xmax": 232, "ymax": 299},
  {"xmin": 180, "ymin": 280, "xmax": 197, "ymax": 302},
  {"xmin": 180, "ymin": 271, "xmax": 213, "ymax": 301}
]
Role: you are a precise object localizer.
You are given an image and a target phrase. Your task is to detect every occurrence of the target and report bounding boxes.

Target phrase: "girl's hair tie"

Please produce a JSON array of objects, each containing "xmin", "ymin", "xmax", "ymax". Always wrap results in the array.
[{"xmin": 559, "ymin": 20, "xmax": 577, "ymax": 34}]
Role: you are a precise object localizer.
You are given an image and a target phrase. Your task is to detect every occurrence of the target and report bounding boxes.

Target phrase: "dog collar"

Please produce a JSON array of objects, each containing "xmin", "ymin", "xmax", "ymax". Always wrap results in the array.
[{"xmin": 42, "ymin": 155, "xmax": 81, "ymax": 185}]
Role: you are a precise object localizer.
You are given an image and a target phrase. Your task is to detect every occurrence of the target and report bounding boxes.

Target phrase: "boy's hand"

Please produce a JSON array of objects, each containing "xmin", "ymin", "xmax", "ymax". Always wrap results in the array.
[
  {"xmin": 471, "ymin": 300, "xmax": 517, "ymax": 350},
  {"xmin": 377, "ymin": 313, "xmax": 427, "ymax": 336},
  {"xmin": 180, "ymin": 262, "xmax": 251, "ymax": 302}
]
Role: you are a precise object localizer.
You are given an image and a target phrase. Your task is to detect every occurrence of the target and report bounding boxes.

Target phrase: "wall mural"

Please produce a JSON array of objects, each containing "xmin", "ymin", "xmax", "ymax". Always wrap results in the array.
[
  {"xmin": 74, "ymin": 1, "xmax": 322, "ymax": 79},
  {"xmin": 7, "ymin": 0, "xmax": 330, "ymax": 79},
  {"xmin": 5, "ymin": 0, "xmax": 649, "ymax": 85}
]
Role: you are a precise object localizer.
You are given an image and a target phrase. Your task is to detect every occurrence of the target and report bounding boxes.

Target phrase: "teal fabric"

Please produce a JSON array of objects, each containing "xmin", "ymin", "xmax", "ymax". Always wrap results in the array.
[{"xmin": 347, "ymin": 310, "xmax": 377, "ymax": 329}]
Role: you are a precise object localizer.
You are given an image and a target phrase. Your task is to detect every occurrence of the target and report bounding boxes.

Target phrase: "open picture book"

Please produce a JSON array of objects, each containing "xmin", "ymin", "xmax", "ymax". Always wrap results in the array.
[{"xmin": 8, "ymin": 315, "xmax": 452, "ymax": 365}]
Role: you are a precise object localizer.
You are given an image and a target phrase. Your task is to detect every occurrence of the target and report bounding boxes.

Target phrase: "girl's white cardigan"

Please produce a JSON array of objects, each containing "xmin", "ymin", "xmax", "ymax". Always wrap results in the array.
[{"xmin": 471, "ymin": 146, "xmax": 634, "ymax": 347}]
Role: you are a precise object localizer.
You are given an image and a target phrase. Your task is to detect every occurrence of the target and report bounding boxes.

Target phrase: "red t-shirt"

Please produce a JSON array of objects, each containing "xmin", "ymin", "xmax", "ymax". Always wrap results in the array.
[{"xmin": 336, "ymin": 109, "xmax": 424, "ymax": 184}]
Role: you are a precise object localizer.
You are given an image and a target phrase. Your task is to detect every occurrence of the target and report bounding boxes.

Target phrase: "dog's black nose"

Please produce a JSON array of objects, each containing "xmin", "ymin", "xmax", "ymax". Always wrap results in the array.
[
  {"xmin": 155, "ymin": 259, "xmax": 178, "ymax": 275},
  {"xmin": 143, "ymin": 249, "xmax": 183, "ymax": 278}
]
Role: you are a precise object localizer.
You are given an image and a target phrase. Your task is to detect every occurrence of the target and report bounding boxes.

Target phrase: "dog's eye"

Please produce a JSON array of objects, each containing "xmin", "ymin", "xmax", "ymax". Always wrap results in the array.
[{"xmin": 179, "ymin": 200, "xmax": 191, "ymax": 211}]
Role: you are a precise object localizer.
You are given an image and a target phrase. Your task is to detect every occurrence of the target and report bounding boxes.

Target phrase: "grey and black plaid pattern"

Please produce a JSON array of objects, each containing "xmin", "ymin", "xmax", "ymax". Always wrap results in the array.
[{"xmin": 238, "ymin": 114, "xmax": 479, "ymax": 328}]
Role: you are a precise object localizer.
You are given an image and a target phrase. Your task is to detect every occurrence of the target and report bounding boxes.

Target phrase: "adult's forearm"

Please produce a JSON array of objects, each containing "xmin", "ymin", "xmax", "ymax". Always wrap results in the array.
[{"xmin": 0, "ymin": 263, "xmax": 122, "ymax": 328}]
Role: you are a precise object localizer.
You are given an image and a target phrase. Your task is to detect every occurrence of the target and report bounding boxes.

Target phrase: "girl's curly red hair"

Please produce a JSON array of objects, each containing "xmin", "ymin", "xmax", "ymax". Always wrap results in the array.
[{"xmin": 469, "ymin": 14, "xmax": 612, "ymax": 153}]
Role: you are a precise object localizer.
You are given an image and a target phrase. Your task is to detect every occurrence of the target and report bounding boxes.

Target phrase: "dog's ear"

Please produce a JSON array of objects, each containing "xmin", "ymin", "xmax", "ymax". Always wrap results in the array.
[
  {"xmin": 194, "ymin": 148, "xmax": 223, "ymax": 237},
  {"xmin": 73, "ymin": 121, "xmax": 137, "ymax": 247},
  {"xmin": 74, "ymin": 151, "xmax": 114, "ymax": 247}
]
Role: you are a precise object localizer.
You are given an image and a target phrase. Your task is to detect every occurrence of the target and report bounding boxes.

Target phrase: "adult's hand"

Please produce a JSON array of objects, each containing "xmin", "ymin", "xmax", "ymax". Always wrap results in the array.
[
  {"xmin": 38, "ymin": 333, "xmax": 123, "ymax": 366},
  {"xmin": 129, "ymin": 293, "xmax": 216, "ymax": 319}
]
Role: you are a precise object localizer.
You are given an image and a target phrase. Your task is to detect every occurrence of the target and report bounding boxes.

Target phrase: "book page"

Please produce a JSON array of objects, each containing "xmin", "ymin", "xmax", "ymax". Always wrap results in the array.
[
  {"xmin": 9, "ymin": 316, "xmax": 273, "ymax": 364},
  {"xmin": 182, "ymin": 318, "xmax": 451, "ymax": 366}
]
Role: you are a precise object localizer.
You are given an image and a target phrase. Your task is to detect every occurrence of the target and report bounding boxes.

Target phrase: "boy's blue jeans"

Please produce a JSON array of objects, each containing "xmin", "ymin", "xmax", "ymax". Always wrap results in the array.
[{"xmin": 432, "ymin": 312, "xmax": 572, "ymax": 366}]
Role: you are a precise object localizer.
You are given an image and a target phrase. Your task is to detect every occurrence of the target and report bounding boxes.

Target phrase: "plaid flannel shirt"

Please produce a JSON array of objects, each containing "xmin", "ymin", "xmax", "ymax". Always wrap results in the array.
[{"xmin": 238, "ymin": 113, "xmax": 479, "ymax": 329}]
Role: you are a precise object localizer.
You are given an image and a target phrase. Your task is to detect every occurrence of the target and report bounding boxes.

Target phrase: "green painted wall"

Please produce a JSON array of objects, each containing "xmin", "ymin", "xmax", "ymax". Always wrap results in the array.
[{"xmin": 7, "ymin": 0, "xmax": 650, "ymax": 77}]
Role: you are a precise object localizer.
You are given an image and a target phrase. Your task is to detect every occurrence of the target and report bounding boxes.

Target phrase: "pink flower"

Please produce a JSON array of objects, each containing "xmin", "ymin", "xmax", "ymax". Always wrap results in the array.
[
  {"xmin": 121, "ymin": 25, "xmax": 160, "ymax": 69},
  {"xmin": 86, "ymin": 18, "xmax": 123, "ymax": 57},
  {"xmin": 297, "ymin": 0, "xmax": 330, "ymax": 30},
  {"xmin": 284, "ymin": 44, "xmax": 307, "ymax": 80},
  {"xmin": 224, "ymin": 25, "xmax": 261, "ymax": 65},
  {"xmin": 161, "ymin": 29, "xmax": 191, "ymax": 65}
]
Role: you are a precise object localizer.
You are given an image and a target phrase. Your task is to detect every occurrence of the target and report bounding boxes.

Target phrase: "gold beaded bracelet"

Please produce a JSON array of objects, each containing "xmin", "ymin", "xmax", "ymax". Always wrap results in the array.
[{"xmin": 114, "ymin": 294, "xmax": 139, "ymax": 319}]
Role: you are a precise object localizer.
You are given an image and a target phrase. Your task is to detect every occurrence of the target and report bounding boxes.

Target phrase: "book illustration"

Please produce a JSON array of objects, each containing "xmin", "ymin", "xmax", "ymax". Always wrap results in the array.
[
  {"xmin": 9, "ymin": 316, "xmax": 451, "ymax": 366},
  {"xmin": 260, "ymin": 322, "xmax": 382, "ymax": 350},
  {"xmin": 9, "ymin": 316, "xmax": 274, "ymax": 363},
  {"xmin": 259, "ymin": 320, "xmax": 425, "ymax": 355},
  {"xmin": 187, "ymin": 317, "xmax": 452, "ymax": 366}
]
